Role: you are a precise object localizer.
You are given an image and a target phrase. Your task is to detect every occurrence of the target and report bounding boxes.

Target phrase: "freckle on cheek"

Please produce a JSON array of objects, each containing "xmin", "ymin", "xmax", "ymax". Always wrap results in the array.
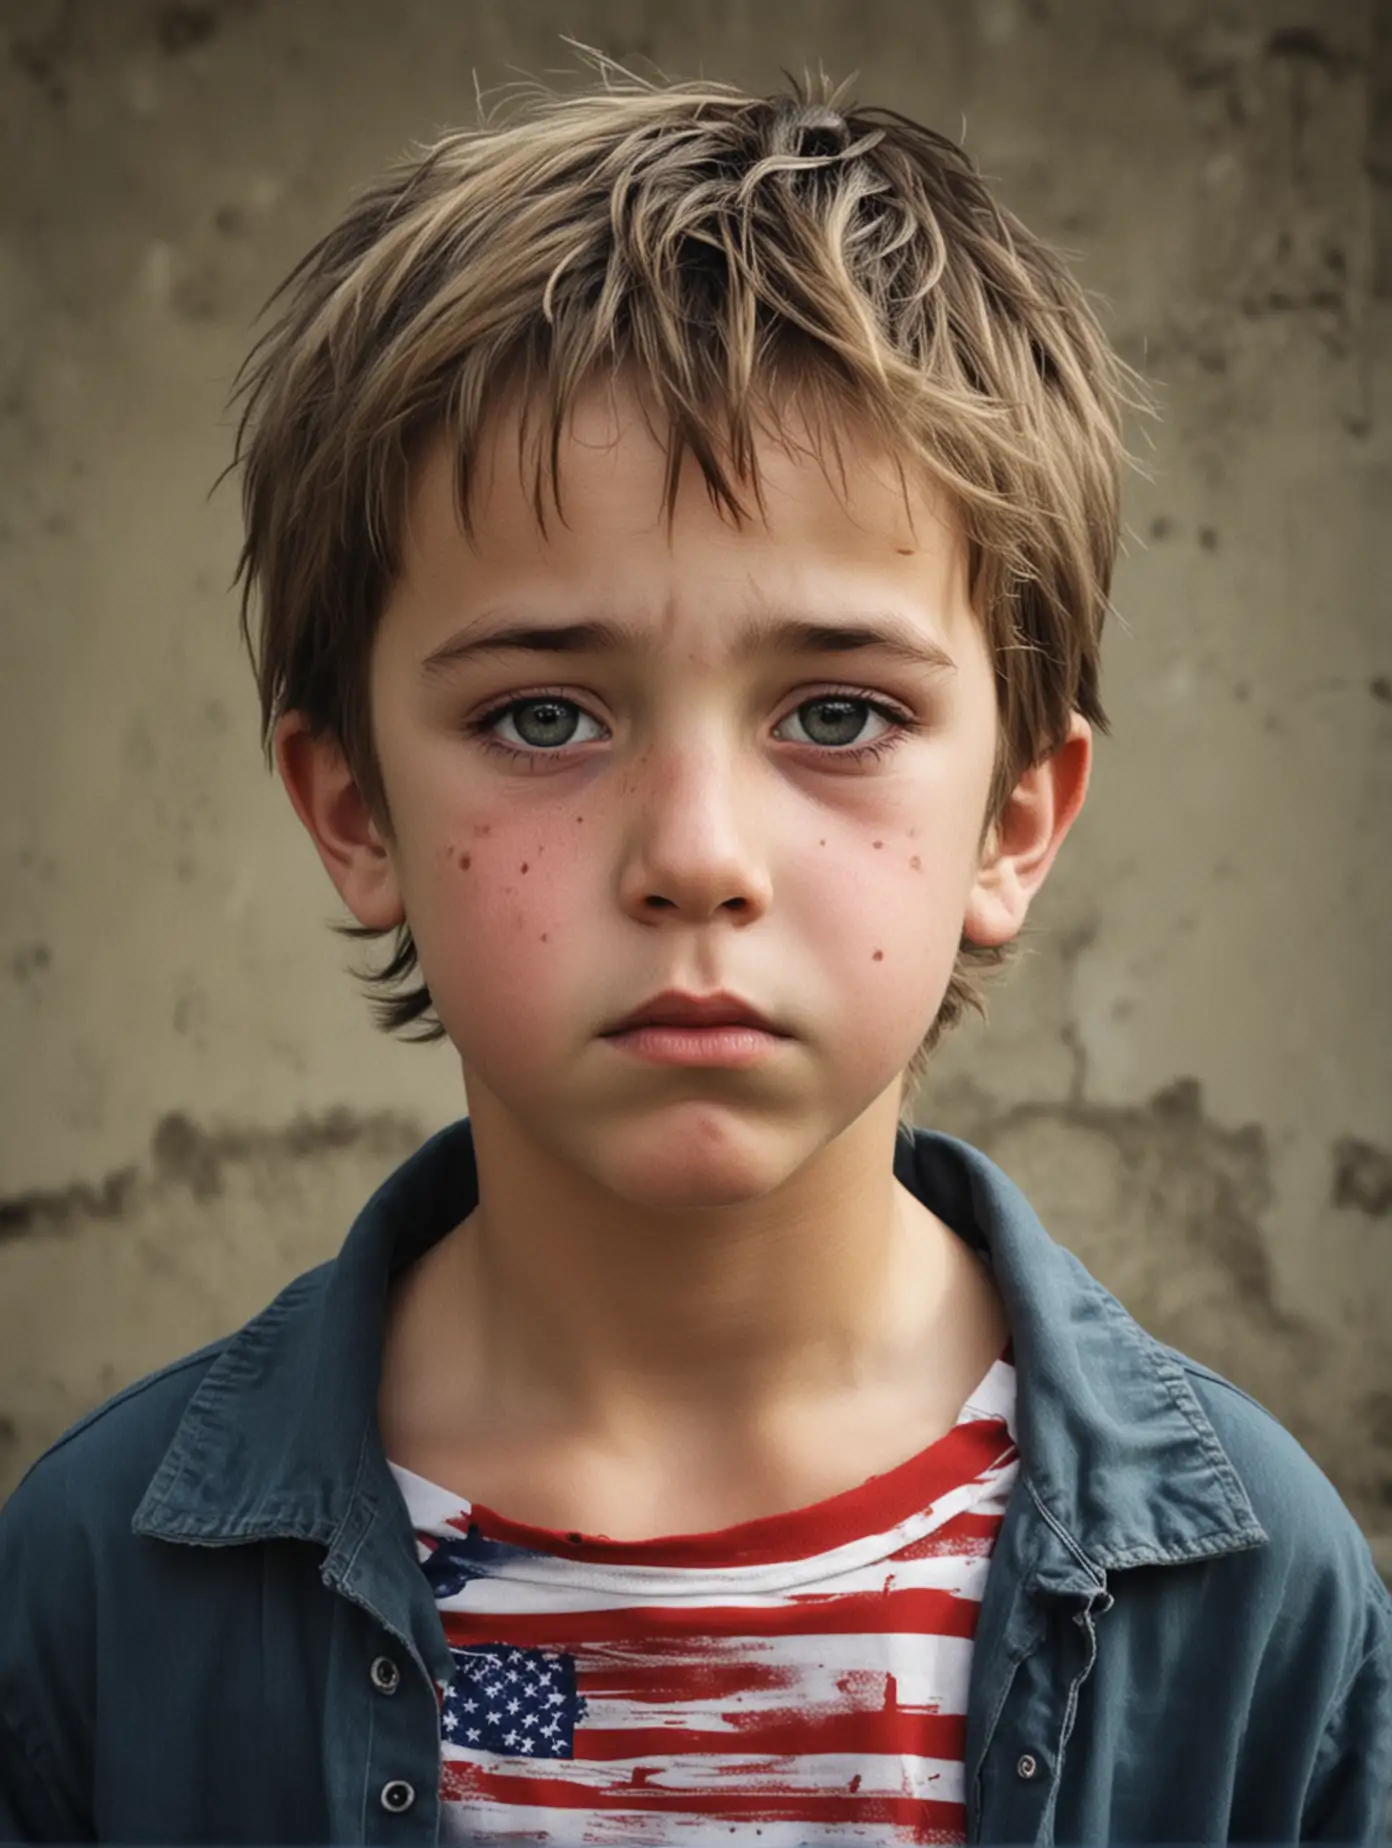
[
  {"xmin": 873, "ymin": 841, "xmax": 884, "ymax": 849},
  {"xmin": 541, "ymin": 933, "xmax": 549, "ymax": 943},
  {"xmin": 873, "ymin": 950, "xmax": 884, "ymax": 961},
  {"xmin": 458, "ymin": 852, "xmax": 472, "ymax": 870},
  {"xmin": 520, "ymin": 863, "xmax": 529, "ymax": 874},
  {"xmin": 473, "ymin": 823, "xmax": 492, "ymax": 837},
  {"xmin": 911, "ymin": 856, "xmax": 921, "ymax": 871}
]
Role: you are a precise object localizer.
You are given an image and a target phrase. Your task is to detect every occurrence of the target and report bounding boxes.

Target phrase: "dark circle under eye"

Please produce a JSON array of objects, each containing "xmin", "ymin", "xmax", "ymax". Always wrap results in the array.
[
  {"xmin": 512, "ymin": 698, "xmax": 581, "ymax": 748},
  {"xmin": 799, "ymin": 698, "xmax": 872, "ymax": 747}
]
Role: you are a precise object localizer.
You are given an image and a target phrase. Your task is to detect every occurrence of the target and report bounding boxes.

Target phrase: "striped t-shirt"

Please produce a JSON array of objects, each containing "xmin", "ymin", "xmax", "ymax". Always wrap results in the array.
[{"xmin": 390, "ymin": 1346, "xmax": 1017, "ymax": 1846}]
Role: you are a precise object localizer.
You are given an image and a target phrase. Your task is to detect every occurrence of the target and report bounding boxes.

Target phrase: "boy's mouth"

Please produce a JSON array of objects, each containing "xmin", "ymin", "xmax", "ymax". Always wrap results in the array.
[{"xmin": 602, "ymin": 989, "xmax": 787, "ymax": 1036}]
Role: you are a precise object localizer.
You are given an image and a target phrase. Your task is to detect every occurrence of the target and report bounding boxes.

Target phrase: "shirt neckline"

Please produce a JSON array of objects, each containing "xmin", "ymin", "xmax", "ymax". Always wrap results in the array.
[{"xmin": 389, "ymin": 1348, "xmax": 1016, "ymax": 1591}]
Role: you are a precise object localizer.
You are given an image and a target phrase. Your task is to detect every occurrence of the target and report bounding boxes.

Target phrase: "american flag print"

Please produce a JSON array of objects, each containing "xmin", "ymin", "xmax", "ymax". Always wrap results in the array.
[
  {"xmin": 442, "ymin": 1644, "xmax": 585, "ymax": 1758},
  {"xmin": 392, "ymin": 1349, "xmax": 1017, "ymax": 1847}
]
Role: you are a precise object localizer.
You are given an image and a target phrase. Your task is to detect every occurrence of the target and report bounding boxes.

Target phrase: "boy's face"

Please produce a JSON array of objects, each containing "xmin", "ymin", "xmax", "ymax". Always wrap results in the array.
[{"xmin": 285, "ymin": 378, "xmax": 1085, "ymax": 1210}]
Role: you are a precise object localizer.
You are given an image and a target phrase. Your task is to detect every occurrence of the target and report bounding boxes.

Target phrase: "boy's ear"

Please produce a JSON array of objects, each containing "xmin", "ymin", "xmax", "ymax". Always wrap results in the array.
[
  {"xmin": 274, "ymin": 712, "xmax": 406, "ymax": 931},
  {"xmin": 963, "ymin": 713, "xmax": 1092, "ymax": 948}
]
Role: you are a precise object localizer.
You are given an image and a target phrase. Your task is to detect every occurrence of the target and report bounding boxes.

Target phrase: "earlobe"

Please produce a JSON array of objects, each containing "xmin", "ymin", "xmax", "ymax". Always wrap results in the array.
[
  {"xmin": 273, "ymin": 712, "xmax": 405, "ymax": 931},
  {"xmin": 963, "ymin": 715, "xmax": 1092, "ymax": 948}
]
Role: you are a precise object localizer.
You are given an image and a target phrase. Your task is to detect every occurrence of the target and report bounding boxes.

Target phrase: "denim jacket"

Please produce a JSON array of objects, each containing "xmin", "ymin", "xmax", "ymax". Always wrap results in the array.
[{"xmin": 1, "ymin": 1119, "xmax": 1388, "ymax": 1845}]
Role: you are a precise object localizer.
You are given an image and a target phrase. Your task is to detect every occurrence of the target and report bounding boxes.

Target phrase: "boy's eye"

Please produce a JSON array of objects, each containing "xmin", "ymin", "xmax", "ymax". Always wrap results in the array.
[
  {"xmin": 779, "ymin": 697, "xmax": 895, "ymax": 750},
  {"xmin": 489, "ymin": 696, "xmax": 596, "ymax": 752}
]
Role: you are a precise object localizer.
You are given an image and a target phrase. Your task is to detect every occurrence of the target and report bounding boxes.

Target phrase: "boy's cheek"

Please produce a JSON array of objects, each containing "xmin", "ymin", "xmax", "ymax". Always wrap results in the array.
[{"xmin": 410, "ymin": 830, "xmax": 597, "ymax": 1049}]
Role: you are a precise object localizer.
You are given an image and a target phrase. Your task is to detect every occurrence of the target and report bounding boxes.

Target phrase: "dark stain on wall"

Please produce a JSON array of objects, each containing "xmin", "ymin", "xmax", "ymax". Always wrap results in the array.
[
  {"xmin": 151, "ymin": 1105, "xmax": 424, "ymax": 1197},
  {"xmin": 9, "ymin": 943, "xmax": 51, "ymax": 982},
  {"xmin": 977, "ymin": 1074, "xmax": 1290, "ymax": 1322},
  {"xmin": 0, "ymin": 1163, "xmax": 140, "ymax": 1241},
  {"xmin": 1331, "ymin": 1136, "xmax": 1392, "ymax": 1218},
  {"xmin": 7, "ymin": 7, "xmax": 74, "ymax": 109},
  {"xmin": 1264, "ymin": 29, "xmax": 1350, "ymax": 75},
  {"xmin": 156, "ymin": 2, "xmax": 218, "ymax": 56},
  {"xmin": 0, "ymin": 1105, "xmax": 424, "ymax": 1239},
  {"xmin": 1371, "ymin": 0, "xmax": 1392, "ymax": 300}
]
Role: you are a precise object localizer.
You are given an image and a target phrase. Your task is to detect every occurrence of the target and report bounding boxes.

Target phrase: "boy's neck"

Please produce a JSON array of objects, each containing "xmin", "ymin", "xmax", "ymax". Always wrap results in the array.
[{"xmin": 377, "ymin": 1086, "xmax": 1009, "ymax": 1534}]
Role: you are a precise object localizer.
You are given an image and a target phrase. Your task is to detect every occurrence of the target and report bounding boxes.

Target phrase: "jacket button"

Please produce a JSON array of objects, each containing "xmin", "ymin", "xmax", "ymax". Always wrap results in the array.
[
  {"xmin": 380, "ymin": 1781, "xmax": 415, "ymax": 1813},
  {"xmin": 1016, "ymin": 1752, "xmax": 1039, "ymax": 1780},
  {"xmin": 370, "ymin": 1655, "xmax": 401, "ymax": 1695}
]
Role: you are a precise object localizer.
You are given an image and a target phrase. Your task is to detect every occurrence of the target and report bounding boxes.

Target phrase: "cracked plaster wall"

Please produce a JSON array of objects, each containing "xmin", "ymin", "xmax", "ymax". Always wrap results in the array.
[{"xmin": 1, "ymin": 0, "xmax": 1388, "ymax": 1569}]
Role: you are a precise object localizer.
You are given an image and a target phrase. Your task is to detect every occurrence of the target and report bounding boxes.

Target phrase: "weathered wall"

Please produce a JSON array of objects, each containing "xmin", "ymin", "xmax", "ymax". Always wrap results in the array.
[{"xmin": 1, "ymin": 0, "xmax": 1388, "ymax": 1569}]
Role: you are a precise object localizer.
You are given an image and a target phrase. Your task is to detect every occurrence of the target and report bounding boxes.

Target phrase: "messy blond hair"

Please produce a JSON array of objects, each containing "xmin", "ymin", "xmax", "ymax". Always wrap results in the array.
[{"xmin": 232, "ymin": 50, "xmax": 1142, "ymax": 1108}]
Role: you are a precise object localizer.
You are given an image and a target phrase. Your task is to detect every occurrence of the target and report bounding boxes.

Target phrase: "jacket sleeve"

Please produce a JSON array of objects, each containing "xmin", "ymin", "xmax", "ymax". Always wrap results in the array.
[
  {"xmin": 0, "ymin": 1714, "xmax": 90, "ymax": 1846},
  {"xmin": 1300, "ymin": 1572, "xmax": 1392, "ymax": 1843},
  {"xmin": 0, "ymin": 1460, "xmax": 96, "ymax": 1845}
]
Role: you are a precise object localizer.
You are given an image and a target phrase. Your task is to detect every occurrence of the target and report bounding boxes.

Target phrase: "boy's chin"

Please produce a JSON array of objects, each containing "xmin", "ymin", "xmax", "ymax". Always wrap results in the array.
[{"xmin": 524, "ymin": 1093, "xmax": 887, "ymax": 1210}]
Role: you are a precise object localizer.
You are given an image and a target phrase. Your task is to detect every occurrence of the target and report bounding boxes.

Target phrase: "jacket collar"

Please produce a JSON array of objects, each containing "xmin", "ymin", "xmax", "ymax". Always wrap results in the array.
[
  {"xmin": 134, "ymin": 1117, "xmax": 1267, "ymax": 1591},
  {"xmin": 890, "ymin": 1127, "xmax": 1267, "ymax": 1585}
]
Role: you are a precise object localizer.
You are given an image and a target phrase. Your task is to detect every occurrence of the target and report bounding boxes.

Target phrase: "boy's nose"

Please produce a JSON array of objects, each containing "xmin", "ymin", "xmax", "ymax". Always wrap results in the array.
[{"xmin": 612, "ymin": 739, "xmax": 775, "ymax": 927}]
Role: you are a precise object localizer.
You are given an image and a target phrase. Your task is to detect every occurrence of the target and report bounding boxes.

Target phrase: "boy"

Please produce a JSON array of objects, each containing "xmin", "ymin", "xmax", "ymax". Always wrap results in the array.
[{"xmin": 2, "ymin": 60, "xmax": 1388, "ymax": 1847}]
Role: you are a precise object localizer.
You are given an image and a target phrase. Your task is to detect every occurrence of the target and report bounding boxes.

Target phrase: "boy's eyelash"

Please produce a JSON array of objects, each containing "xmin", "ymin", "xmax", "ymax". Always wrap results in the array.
[{"xmin": 464, "ymin": 688, "xmax": 920, "ymax": 769}]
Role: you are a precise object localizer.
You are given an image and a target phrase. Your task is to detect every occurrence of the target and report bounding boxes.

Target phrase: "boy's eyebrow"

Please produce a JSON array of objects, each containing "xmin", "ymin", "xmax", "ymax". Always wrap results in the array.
[{"xmin": 419, "ymin": 612, "xmax": 958, "ymax": 679}]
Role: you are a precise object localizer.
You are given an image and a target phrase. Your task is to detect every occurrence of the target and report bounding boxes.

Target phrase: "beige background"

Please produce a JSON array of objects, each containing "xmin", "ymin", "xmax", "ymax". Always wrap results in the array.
[{"xmin": 1, "ymin": 0, "xmax": 1388, "ymax": 1572}]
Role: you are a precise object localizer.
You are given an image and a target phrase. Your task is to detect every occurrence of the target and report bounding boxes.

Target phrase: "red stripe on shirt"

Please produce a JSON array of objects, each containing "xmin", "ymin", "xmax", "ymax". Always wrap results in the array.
[
  {"xmin": 545, "ymin": 1703, "xmax": 968, "ymax": 1763},
  {"xmin": 441, "ymin": 1580, "xmax": 988, "ymax": 1649},
  {"xmin": 441, "ymin": 1755, "xmax": 966, "ymax": 1839}
]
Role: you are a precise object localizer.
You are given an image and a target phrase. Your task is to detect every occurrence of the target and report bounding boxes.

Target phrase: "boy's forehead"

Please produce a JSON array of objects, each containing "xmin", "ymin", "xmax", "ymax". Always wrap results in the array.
[{"xmin": 398, "ymin": 381, "xmax": 968, "ymax": 618}]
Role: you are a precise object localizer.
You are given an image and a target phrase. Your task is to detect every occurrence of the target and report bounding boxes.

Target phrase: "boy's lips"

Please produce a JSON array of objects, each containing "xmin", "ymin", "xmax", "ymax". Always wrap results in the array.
[{"xmin": 602, "ymin": 989, "xmax": 786, "ymax": 1036}]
